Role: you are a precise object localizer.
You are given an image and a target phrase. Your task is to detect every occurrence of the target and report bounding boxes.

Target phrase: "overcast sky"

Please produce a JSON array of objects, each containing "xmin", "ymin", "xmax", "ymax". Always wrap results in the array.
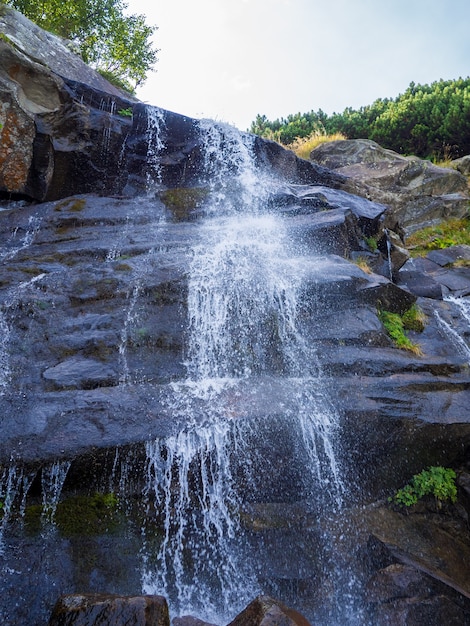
[{"xmin": 126, "ymin": 0, "xmax": 470, "ymax": 131}]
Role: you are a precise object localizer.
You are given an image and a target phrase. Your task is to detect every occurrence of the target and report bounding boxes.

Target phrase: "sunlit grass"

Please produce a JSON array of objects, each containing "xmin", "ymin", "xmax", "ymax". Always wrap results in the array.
[
  {"xmin": 405, "ymin": 216, "xmax": 470, "ymax": 257},
  {"xmin": 289, "ymin": 131, "xmax": 347, "ymax": 160},
  {"xmin": 353, "ymin": 256, "xmax": 373, "ymax": 274}
]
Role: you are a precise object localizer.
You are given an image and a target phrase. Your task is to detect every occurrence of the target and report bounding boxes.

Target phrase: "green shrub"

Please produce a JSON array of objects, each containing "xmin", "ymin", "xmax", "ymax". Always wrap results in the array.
[{"xmin": 390, "ymin": 466, "xmax": 457, "ymax": 508}]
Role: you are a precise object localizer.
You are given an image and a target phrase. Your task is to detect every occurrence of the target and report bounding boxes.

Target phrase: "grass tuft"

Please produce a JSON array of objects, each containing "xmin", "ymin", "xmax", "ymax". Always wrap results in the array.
[
  {"xmin": 289, "ymin": 131, "xmax": 347, "ymax": 161},
  {"xmin": 378, "ymin": 308, "xmax": 423, "ymax": 355}
]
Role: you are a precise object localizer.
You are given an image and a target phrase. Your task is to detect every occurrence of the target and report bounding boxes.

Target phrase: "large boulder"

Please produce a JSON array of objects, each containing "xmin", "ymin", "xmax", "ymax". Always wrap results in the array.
[
  {"xmin": 451, "ymin": 155, "xmax": 470, "ymax": 176},
  {"xmin": 361, "ymin": 503, "xmax": 470, "ymax": 624},
  {"xmin": 309, "ymin": 139, "xmax": 469, "ymax": 234}
]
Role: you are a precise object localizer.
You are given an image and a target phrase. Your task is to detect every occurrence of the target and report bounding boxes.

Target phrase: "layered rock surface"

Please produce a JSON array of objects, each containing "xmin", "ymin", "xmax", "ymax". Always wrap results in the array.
[{"xmin": 309, "ymin": 138, "xmax": 469, "ymax": 234}]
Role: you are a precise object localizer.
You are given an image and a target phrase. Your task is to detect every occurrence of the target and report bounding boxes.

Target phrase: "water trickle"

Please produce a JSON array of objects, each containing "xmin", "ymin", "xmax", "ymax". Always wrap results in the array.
[
  {"xmin": 436, "ymin": 295, "xmax": 470, "ymax": 362},
  {"xmin": 0, "ymin": 464, "xmax": 36, "ymax": 552},
  {"xmin": 445, "ymin": 293, "xmax": 470, "ymax": 325},
  {"xmin": 119, "ymin": 282, "xmax": 142, "ymax": 384},
  {"xmin": 0, "ymin": 310, "xmax": 11, "ymax": 396},
  {"xmin": 145, "ymin": 106, "xmax": 166, "ymax": 192},
  {"xmin": 384, "ymin": 228, "xmax": 393, "ymax": 281},
  {"xmin": 0, "ymin": 214, "xmax": 41, "ymax": 262},
  {"xmin": 0, "ymin": 273, "xmax": 46, "ymax": 394},
  {"xmin": 40, "ymin": 460, "xmax": 71, "ymax": 527}
]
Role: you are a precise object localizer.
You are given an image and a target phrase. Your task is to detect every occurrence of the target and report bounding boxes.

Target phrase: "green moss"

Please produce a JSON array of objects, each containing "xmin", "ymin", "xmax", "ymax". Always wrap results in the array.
[
  {"xmin": 365, "ymin": 236, "xmax": 378, "ymax": 252},
  {"xmin": 54, "ymin": 198, "xmax": 86, "ymax": 212},
  {"xmin": 113, "ymin": 262, "xmax": 132, "ymax": 272},
  {"xmin": 378, "ymin": 308, "xmax": 423, "ymax": 355},
  {"xmin": 19, "ymin": 266, "xmax": 44, "ymax": 277},
  {"xmin": 0, "ymin": 32, "xmax": 12, "ymax": 45},
  {"xmin": 117, "ymin": 107, "xmax": 133, "ymax": 117},
  {"xmin": 401, "ymin": 303, "xmax": 427, "ymax": 332},
  {"xmin": 24, "ymin": 492, "xmax": 123, "ymax": 536},
  {"xmin": 159, "ymin": 187, "xmax": 209, "ymax": 221}
]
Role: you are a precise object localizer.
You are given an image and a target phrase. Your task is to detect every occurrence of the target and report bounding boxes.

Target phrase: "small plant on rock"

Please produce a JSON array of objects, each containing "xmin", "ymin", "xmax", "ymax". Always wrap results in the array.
[
  {"xmin": 390, "ymin": 466, "xmax": 457, "ymax": 508},
  {"xmin": 365, "ymin": 236, "xmax": 378, "ymax": 252},
  {"xmin": 117, "ymin": 107, "xmax": 133, "ymax": 117},
  {"xmin": 353, "ymin": 256, "xmax": 372, "ymax": 274},
  {"xmin": 378, "ymin": 308, "xmax": 423, "ymax": 355}
]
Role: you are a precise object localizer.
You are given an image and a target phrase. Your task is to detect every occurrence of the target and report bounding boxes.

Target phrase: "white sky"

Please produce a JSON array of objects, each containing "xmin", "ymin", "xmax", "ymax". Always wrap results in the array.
[{"xmin": 126, "ymin": 0, "xmax": 470, "ymax": 131}]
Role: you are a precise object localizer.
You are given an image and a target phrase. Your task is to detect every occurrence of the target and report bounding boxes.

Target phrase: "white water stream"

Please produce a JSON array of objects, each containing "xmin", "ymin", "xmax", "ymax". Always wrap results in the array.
[
  {"xmin": 436, "ymin": 295, "xmax": 470, "ymax": 362},
  {"xmin": 140, "ymin": 121, "xmax": 345, "ymax": 621}
]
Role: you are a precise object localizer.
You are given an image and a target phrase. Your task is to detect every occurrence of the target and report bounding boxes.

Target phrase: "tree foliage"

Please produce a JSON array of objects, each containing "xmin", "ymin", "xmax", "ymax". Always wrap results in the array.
[
  {"xmin": 5, "ymin": 0, "xmax": 158, "ymax": 92},
  {"xmin": 250, "ymin": 78, "xmax": 470, "ymax": 159}
]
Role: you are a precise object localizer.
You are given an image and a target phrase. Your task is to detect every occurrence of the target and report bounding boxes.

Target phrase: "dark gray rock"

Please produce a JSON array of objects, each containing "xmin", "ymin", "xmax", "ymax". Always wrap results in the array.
[
  {"xmin": 363, "ymin": 505, "xmax": 470, "ymax": 600},
  {"xmin": 42, "ymin": 356, "xmax": 119, "ymax": 390},
  {"xmin": 173, "ymin": 617, "xmax": 219, "ymax": 626},
  {"xmin": 398, "ymin": 246, "xmax": 470, "ymax": 298}
]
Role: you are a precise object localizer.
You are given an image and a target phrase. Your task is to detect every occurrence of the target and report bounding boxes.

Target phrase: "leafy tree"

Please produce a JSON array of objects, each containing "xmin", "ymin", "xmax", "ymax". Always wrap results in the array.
[{"xmin": 5, "ymin": 0, "xmax": 158, "ymax": 93}]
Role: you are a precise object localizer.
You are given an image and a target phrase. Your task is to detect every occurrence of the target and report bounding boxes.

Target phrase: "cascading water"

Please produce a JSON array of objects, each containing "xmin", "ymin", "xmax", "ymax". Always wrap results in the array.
[
  {"xmin": 140, "ymin": 121, "xmax": 345, "ymax": 622},
  {"xmin": 145, "ymin": 106, "xmax": 166, "ymax": 193},
  {"xmin": 435, "ymin": 294, "xmax": 470, "ymax": 362},
  {"xmin": 40, "ymin": 461, "xmax": 72, "ymax": 527}
]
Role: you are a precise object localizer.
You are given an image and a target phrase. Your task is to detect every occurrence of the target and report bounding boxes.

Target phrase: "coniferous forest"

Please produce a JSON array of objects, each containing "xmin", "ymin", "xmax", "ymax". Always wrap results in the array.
[{"xmin": 249, "ymin": 78, "xmax": 470, "ymax": 160}]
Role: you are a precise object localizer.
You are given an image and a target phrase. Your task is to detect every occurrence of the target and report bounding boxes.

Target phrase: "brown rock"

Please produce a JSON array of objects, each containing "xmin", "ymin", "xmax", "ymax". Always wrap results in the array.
[
  {"xmin": 227, "ymin": 596, "xmax": 312, "ymax": 626},
  {"xmin": 48, "ymin": 593, "xmax": 170, "ymax": 626}
]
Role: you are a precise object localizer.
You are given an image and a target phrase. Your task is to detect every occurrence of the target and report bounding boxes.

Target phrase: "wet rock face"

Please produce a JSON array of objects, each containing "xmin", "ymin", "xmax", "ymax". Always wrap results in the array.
[
  {"xmin": 0, "ymin": 191, "xmax": 414, "ymax": 465},
  {"xmin": 1, "ymin": 9, "xmax": 470, "ymax": 626},
  {"xmin": 361, "ymin": 504, "xmax": 470, "ymax": 625}
]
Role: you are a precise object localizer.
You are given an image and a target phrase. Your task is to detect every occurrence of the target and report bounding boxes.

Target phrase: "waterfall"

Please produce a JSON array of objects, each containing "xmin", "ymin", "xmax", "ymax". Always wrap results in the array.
[
  {"xmin": 436, "ymin": 295, "xmax": 470, "ymax": 362},
  {"xmin": 141, "ymin": 121, "xmax": 344, "ymax": 621},
  {"xmin": 40, "ymin": 461, "xmax": 71, "ymax": 527},
  {"xmin": 145, "ymin": 106, "xmax": 166, "ymax": 193}
]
